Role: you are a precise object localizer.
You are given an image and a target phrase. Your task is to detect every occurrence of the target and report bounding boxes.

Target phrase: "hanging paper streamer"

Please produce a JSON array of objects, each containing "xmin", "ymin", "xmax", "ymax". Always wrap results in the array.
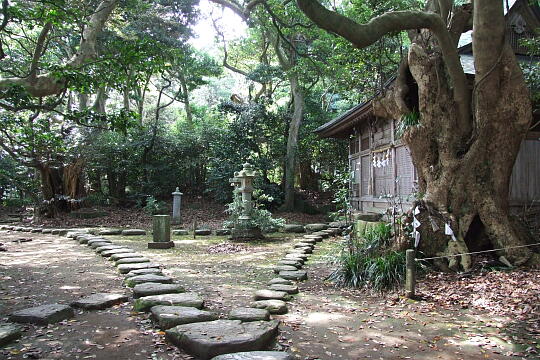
[
  {"xmin": 445, "ymin": 223, "xmax": 457, "ymax": 241},
  {"xmin": 413, "ymin": 206, "xmax": 421, "ymax": 248}
]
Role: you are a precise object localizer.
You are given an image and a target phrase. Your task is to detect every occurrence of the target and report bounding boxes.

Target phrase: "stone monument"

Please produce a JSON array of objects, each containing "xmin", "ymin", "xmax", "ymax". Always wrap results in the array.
[
  {"xmin": 148, "ymin": 215, "xmax": 174, "ymax": 249},
  {"xmin": 171, "ymin": 187, "xmax": 183, "ymax": 225},
  {"xmin": 230, "ymin": 163, "xmax": 263, "ymax": 240}
]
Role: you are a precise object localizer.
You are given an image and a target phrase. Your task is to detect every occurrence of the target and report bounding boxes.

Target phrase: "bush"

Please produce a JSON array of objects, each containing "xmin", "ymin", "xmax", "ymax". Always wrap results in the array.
[
  {"xmin": 328, "ymin": 221, "xmax": 407, "ymax": 291},
  {"xmin": 224, "ymin": 194, "xmax": 285, "ymax": 233},
  {"xmin": 143, "ymin": 195, "xmax": 167, "ymax": 215}
]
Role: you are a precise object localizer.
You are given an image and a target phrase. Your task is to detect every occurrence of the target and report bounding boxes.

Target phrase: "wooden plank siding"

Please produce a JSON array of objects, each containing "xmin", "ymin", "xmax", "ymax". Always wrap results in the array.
[{"xmin": 509, "ymin": 139, "xmax": 540, "ymax": 205}]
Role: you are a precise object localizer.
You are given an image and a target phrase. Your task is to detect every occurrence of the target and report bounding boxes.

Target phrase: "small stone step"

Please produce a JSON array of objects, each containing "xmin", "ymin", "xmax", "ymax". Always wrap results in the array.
[
  {"xmin": 215, "ymin": 229, "xmax": 231, "ymax": 236},
  {"xmin": 285, "ymin": 252, "xmax": 308, "ymax": 260},
  {"xmin": 267, "ymin": 278, "xmax": 293, "ymax": 286},
  {"xmin": 0, "ymin": 323, "xmax": 22, "ymax": 347},
  {"xmin": 210, "ymin": 351, "xmax": 293, "ymax": 360},
  {"xmin": 110, "ymin": 252, "xmax": 143, "ymax": 261},
  {"xmin": 228, "ymin": 308, "xmax": 270, "ymax": 322},
  {"xmin": 98, "ymin": 229, "xmax": 123, "ymax": 235},
  {"xmin": 9, "ymin": 304, "xmax": 74, "ymax": 325},
  {"xmin": 303, "ymin": 235, "xmax": 323, "ymax": 242},
  {"xmin": 172, "ymin": 229, "xmax": 189, "ymax": 236},
  {"xmin": 134, "ymin": 293, "xmax": 204, "ymax": 312},
  {"xmin": 41, "ymin": 229, "xmax": 52, "ymax": 234},
  {"xmin": 305, "ymin": 223, "xmax": 328, "ymax": 232},
  {"xmin": 283, "ymin": 224, "xmax": 305, "ymax": 233},
  {"xmin": 125, "ymin": 268, "xmax": 164, "ymax": 278},
  {"xmin": 311, "ymin": 231, "xmax": 329, "ymax": 239},
  {"xmin": 297, "ymin": 238, "xmax": 316, "ymax": 244},
  {"xmin": 273, "ymin": 265, "xmax": 298, "ymax": 274},
  {"xmin": 95, "ymin": 245, "xmax": 126, "ymax": 253},
  {"xmin": 87, "ymin": 238, "xmax": 110, "ymax": 245},
  {"xmin": 250, "ymin": 300, "xmax": 287, "ymax": 315},
  {"xmin": 194, "ymin": 229, "xmax": 212, "ymax": 236},
  {"xmin": 294, "ymin": 247, "xmax": 312, "ymax": 254},
  {"xmin": 132, "ymin": 283, "xmax": 185, "ymax": 298},
  {"xmin": 125, "ymin": 274, "xmax": 173, "ymax": 287},
  {"xmin": 279, "ymin": 270, "xmax": 307, "ymax": 281},
  {"xmin": 101, "ymin": 248, "xmax": 134, "ymax": 257},
  {"xmin": 118, "ymin": 262, "xmax": 160, "ymax": 274},
  {"xmin": 71, "ymin": 293, "xmax": 128, "ymax": 310},
  {"xmin": 115, "ymin": 257, "xmax": 151, "ymax": 266},
  {"xmin": 165, "ymin": 319, "xmax": 279, "ymax": 360},
  {"xmin": 122, "ymin": 229, "xmax": 146, "ymax": 236},
  {"xmin": 276, "ymin": 260, "xmax": 302, "ymax": 268},
  {"xmin": 253, "ymin": 290, "xmax": 289, "ymax": 301},
  {"xmin": 151, "ymin": 306, "xmax": 217, "ymax": 329},
  {"xmin": 89, "ymin": 241, "xmax": 112, "ymax": 249},
  {"xmin": 283, "ymin": 255, "xmax": 305, "ymax": 263},
  {"xmin": 294, "ymin": 242, "xmax": 314, "ymax": 249},
  {"xmin": 268, "ymin": 284, "xmax": 298, "ymax": 294}
]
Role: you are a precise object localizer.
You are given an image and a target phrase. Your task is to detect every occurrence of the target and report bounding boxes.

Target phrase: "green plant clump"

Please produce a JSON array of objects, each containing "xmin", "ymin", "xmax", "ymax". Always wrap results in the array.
[
  {"xmin": 328, "ymin": 222, "xmax": 406, "ymax": 291},
  {"xmin": 224, "ymin": 192, "xmax": 285, "ymax": 232},
  {"xmin": 142, "ymin": 195, "xmax": 167, "ymax": 215}
]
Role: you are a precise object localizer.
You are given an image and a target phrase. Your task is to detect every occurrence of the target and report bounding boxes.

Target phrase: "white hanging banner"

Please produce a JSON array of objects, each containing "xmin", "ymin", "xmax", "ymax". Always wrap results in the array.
[
  {"xmin": 414, "ymin": 230, "xmax": 421, "ymax": 248},
  {"xmin": 413, "ymin": 218, "xmax": 421, "ymax": 228},
  {"xmin": 445, "ymin": 223, "xmax": 457, "ymax": 241},
  {"xmin": 414, "ymin": 206, "xmax": 420, "ymax": 215}
]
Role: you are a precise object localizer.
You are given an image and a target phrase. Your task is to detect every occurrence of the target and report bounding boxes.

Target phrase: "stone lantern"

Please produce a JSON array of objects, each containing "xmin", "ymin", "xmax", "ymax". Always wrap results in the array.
[
  {"xmin": 230, "ymin": 163, "xmax": 263, "ymax": 240},
  {"xmin": 236, "ymin": 163, "xmax": 256, "ymax": 220},
  {"xmin": 171, "ymin": 187, "xmax": 183, "ymax": 225}
]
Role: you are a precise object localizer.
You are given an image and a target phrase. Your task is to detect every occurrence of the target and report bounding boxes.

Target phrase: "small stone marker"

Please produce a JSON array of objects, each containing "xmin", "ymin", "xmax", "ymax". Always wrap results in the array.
[
  {"xmin": 133, "ymin": 293, "xmax": 204, "ymax": 312},
  {"xmin": 151, "ymin": 306, "xmax": 217, "ymax": 329},
  {"xmin": 9, "ymin": 304, "xmax": 74, "ymax": 325},
  {"xmin": 121, "ymin": 229, "xmax": 146, "ymax": 236},
  {"xmin": 279, "ymin": 270, "xmax": 307, "ymax": 281},
  {"xmin": 253, "ymin": 290, "xmax": 289, "ymax": 301},
  {"xmin": 133, "ymin": 283, "xmax": 185, "ymax": 298},
  {"xmin": 71, "ymin": 293, "xmax": 128, "ymax": 310},
  {"xmin": 149, "ymin": 215, "xmax": 174, "ymax": 249},
  {"xmin": 268, "ymin": 284, "xmax": 298, "ymax": 294},
  {"xmin": 210, "ymin": 351, "xmax": 293, "ymax": 360},
  {"xmin": 165, "ymin": 319, "xmax": 279, "ymax": 360},
  {"xmin": 114, "ymin": 257, "xmax": 150, "ymax": 265},
  {"xmin": 125, "ymin": 274, "xmax": 173, "ymax": 287},
  {"xmin": 0, "ymin": 323, "xmax": 22, "ymax": 346},
  {"xmin": 250, "ymin": 300, "xmax": 287, "ymax": 314},
  {"xmin": 117, "ymin": 262, "xmax": 160, "ymax": 274},
  {"xmin": 228, "ymin": 308, "xmax": 270, "ymax": 322},
  {"xmin": 172, "ymin": 229, "xmax": 189, "ymax": 236},
  {"xmin": 172, "ymin": 188, "xmax": 183, "ymax": 225}
]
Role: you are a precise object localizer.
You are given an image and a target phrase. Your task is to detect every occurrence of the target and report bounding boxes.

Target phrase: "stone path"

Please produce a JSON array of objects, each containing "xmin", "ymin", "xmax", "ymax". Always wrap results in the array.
[{"xmin": 1, "ymin": 224, "xmax": 343, "ymax": 359}]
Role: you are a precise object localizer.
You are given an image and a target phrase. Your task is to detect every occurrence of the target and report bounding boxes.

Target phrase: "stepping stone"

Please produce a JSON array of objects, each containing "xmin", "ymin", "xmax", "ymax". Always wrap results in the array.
[
  {"xmin": 70, "ymin": 293, "xmax": 128, "ymax": 310},
  {"xmin": 98, "ymin": 228, "xmax": 123, "ymax": 235},
  {"xmin": 165, "ymin": 319, "xmax": 279, "ymax": 360},
  {"xmin": 303, "ymin": 235, "xmax": 323, "ymax": 242},
  {"xmin": 80, "ymin": 237, "xmax": 104, "ymax": 244},
  {"xmin": 132, "ymin": 283, "xmax": 185, "ymax": 298},
  {"xmin": 283, "ymin": 224, "xmax": 305, "ymax": 233},
  {"xmin": 101, "ymin": 248, "xmax": 134, "ymax": 257},
  {"xmin": 122, "ymin": 229, "xmax": 146, "ymax": 236},
  {"xmin": 31, "ymin": 229, "xmax": 42, "ymax": 233},
  {"xmin": 228, "ymin": 308, "xmax": 270, "ymax": 322},
  {"xmin": 172, "ymin": 229, "xmax": 189, "ymax": 236},
  {"xmin": 0, "ymin": 323, "xmax": 22, "ymax": 347},
  {"xmin": 215, "ymin": 229, "xmax": 231, "ymax": 236},
  {"xmin": 273, "ymin": 265, "xmax": 298, "ymax": 274},
  {"xmin": 211, "ymin": 351, "xmax": 293, "ymax": 360},
  {"xmin": 305, "ymin": 223, "xmax": 328, "ymax": 232},
  {"xmin": 95, "ymin": 245, "xmax": 126, "ymax": 253},
  {"xmin": 134, "ymin": 293, "xmax": 204, "ymax": 312},
  {"xmin": 118, "ymin": 262, "xmax": 160, "ymax": 274},
  {"xmin": 87, "ymin": 237, "xmax": 110, "ymax": 243},
  {"xmin": 297, "ymin": 238, "xmax": 316, "ymax": 244},
  {"xmin": 194, "ymin": 229, "xmax": 212, "ymax": 236},
  {"xmin": 9, "ymin": 304, "xmax": 74, "ymax": 325},
  {"xmin": 312, "ymin": 231, "xmax": 329, "ymax": 239},
  {"xmin": 115, "ymin": 257, "xmax": 150, "ymax": 266},
  {"xmin": 294, "ymin": 247, "xmax": 312, "ymax": 254},
  {"xmin": 268, "ymin": 284, "xmax": 298, "ymax": 294},
  {"xmin": 151, "ymin": 306, "xmax": 217, "ymax": 329},
  {"xmin": 283, "ymin": 255, "xmax": 305, "ymax": 263},
  {"xmin": 294, "ymin": 242, "xmax": 314, "ymax": 249},
  {"xmin": 125, "ymin": 268, "xmax": 164, "ymax": 278},
  {"xmin": 279, "ymin": 270, "xmax": 307, "ymax": 281},
  {"xmin": 125, "ymin": 274, "xmax": 173, "ymax": 287},
  {"xmin": 89, "ymin": 241, "xmax": 113, "ymax": 249},
  {"xmin": 110, "ymin": 252, "xmax": 143, "ymax": 261},
  {"xmin": 41, "ymin": 229, "xmax": 52, "ymax": 234},
  {"xmin": 285, "ymin": 252, "xmax": 308, "ymax": 260},
  {"xmin": 253, "ymin": 290, "xmax": 289, "ymax": 301},
  {"xmin": 267, "ymin": 278, "xmax": 293, "ymax": 286},
  {"xmin": 250, "ymin": 300, "xmax": 287, "ymax": 315},
  {"xmin": 50, "ymin": 229, "xmax": 60, "ymax": 234},
  {"xmin": 277, "ymin": 260, "xmax": 302, "ymax": 268}
]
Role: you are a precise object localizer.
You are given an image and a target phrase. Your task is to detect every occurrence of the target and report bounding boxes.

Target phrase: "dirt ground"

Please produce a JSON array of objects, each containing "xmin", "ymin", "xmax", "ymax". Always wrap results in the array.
[{"xmin": 1, "ymin": 228, "xmax": 538, "ymax": 360}]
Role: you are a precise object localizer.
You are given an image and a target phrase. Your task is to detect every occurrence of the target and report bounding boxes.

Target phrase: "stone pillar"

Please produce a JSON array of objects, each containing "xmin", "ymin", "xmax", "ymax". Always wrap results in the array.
[
  {"xmin": 148, "ymin": 215, "xmax": 174, "ymax": 249},
  {"xmin": 171, "ymin": 187, "xmax": 183, "ymax": 225},
  {"xmin": 405, "ymin": 249, "xmax": 416, "ymax": 298}
]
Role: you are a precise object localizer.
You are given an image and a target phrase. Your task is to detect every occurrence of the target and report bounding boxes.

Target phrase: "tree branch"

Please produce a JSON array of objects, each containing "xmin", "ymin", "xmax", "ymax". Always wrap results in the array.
[{"xmin": 29, "ymin": 22, "xmax": 53, "ymax": 79}]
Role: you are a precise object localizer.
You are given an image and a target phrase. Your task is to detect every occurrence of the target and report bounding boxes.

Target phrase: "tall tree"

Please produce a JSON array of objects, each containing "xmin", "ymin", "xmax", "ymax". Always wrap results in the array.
[{"xmin": 296, "ymin": 0, "xmax": 539, "ymax": 268}]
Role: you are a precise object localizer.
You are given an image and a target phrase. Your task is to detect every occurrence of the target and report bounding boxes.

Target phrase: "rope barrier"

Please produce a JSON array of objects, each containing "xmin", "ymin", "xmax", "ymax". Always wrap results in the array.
[{"xmin": 415, "ymin": 242, "xmax": 540, "ymax": 262}]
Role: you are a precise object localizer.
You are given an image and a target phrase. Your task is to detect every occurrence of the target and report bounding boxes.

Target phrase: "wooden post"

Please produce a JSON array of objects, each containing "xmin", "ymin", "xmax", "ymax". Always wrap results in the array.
[
  {"xmin": 405, "ymin": 249, "xmax": 416, "ymax": 299},
  {"xmin": 193, "ymin": 219, "xmax": 197, "ymax": 239}
]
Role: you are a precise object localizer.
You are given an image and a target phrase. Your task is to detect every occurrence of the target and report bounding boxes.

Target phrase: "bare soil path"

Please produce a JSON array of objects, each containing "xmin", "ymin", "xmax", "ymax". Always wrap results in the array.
[{"xmin": 1, "ymin": 228, "xmax": 538, "ymax": 360}]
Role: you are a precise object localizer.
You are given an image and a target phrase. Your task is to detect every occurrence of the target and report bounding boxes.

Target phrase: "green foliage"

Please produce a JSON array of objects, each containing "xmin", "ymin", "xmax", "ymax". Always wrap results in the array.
[
  {"xmin": 328, "ymin": 222, "xmax": 406, "ymax": 291},
  {"xmin": 224, "ymin": 192, "xmax": 285, "ymax": 232},
  {"xmin": 143, "ymin": 195, "xmax": 168, "ymax": 215},
  {"xmin": 321, "ymin": 170, "xmax": 351, "ymax": 221},
  {"xmin": 396, "ymin": 110, "xmax": 420, "ymax": 137}
]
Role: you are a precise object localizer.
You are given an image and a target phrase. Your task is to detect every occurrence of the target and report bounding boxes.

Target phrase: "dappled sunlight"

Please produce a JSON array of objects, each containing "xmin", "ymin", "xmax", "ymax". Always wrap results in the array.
[{"xmin": 303, "ymin": 311, "xmax": 350, "ymax": 325}]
